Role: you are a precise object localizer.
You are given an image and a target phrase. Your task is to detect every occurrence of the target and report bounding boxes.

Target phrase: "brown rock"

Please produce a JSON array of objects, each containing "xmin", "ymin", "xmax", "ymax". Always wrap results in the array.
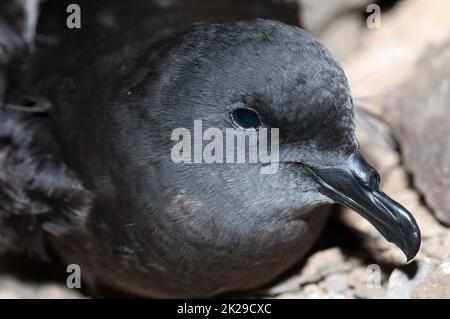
[
  {"xmin": 387, "ymin": 259, "xmax": 432, "ymax": 298},
  {"xmin": 342, "ymin": 0, "xmax": 450, "ymax": 115},
  {"xmin": 267, "ymin": 247, "xmax": 352, "ymax": 295},
  {"xmin": 383, "ymin": 41, "xmax": 450, "ymax": 225},
  {"xmin": 421, "ymin": 232, "xmax": 450, "ymax": 260},
  {"xmin": 296, "ymin": 247, "xmax": 354, "ymax": 284},
  {"xmin": 317, "ymin": 12, "xmax": 366, "ymax": 62},
  {"xmin": 388, "ymin": 258, "xmax": 450, "ymax": 298},
  {"xmin": 411, "ymin": 260, "xmax": 450, "ymax": 298},
  {"xmin": 300, "ymin": 0, "xmax": 370, "ymax": 35}
]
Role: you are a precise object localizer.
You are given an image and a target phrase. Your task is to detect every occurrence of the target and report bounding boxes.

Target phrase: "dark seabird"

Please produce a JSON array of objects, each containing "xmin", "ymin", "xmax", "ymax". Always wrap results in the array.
[{"xmin": 0, "ymin": 0, "xmax": 420, "ymax": 297}]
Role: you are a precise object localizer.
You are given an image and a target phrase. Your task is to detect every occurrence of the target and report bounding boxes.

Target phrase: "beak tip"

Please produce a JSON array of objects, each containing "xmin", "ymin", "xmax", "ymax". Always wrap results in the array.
[
  {"xmin": 401, "ymin": 230, "xmax": 421, "ymax": 263},
  {"xmin": 308, "ymin": 152, "xmax": 423, "ymax": 264},
  {"xmin": 405, "ymin": 252, "xmax": 417, "ymax": 263}
]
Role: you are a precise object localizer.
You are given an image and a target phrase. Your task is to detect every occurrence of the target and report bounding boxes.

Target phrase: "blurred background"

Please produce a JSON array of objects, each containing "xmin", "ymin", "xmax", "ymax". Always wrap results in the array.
[{"xmin": 0, "ymin": 0, "xmax": 449, "ymax": 298}]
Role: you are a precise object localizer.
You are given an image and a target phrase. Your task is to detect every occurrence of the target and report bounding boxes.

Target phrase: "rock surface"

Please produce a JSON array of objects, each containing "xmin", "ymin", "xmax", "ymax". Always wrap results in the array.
[
  {"xmin": 342, "ymin": 0, "xmax": 450, "ymax": 115},
  {"xmin": 383, "ymin": 42, "xmax": 450, "ymax": 225},
  {"xmin": 388, "ymin": 259, "xmax": 450, "ymax": 298},
  {"xmin": 0, "ymin": 275, "xmax": 83, "ymax": 299}
]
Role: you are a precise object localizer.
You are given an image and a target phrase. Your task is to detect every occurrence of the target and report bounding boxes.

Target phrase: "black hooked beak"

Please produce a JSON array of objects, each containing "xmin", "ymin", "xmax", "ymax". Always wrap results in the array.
[{"xmin": 307, "ymin": 152, "xmax": 421, "ymax": 262}]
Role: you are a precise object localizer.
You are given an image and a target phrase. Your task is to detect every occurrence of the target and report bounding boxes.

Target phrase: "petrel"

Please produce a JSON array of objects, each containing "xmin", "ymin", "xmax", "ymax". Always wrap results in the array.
[{"xmin": 0, "ymin": 0, "xmax": 420, "ymax": 297}]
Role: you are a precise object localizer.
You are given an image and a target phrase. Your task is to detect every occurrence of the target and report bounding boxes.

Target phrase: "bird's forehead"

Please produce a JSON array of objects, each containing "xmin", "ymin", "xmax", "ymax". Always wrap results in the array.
[
  {"xmin": 256, "ymin": 60, "xmax": 351, "ymax": 107},
  {"xmin": 160, "ymin": 21, "xmax": 357, "ymax": 159},
  {"xmin": 204, "ymin": 31, "xmax": 352, "ymax": 110}
]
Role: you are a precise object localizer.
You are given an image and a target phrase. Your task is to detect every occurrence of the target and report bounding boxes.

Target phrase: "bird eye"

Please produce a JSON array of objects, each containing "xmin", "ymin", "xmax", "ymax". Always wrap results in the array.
[{"xmin": 231, "ymin": 108, "xmax": 261, "ymax": 130}]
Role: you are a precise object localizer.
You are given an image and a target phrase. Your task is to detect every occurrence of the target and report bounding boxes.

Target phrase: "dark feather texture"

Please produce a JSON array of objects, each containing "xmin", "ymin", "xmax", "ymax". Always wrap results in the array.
[{"xmin": 0, "ymin": 108, "xmax": 92, "ymax": 257}]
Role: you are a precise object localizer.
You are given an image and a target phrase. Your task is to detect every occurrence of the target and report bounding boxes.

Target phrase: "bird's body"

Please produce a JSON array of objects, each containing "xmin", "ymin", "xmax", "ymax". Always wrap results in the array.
[
  {"xmin": 33, "ymin": 3, "xmax": 333, "ymax": 296},
  {"xmin": 0, "ymin": 0, "xmax": 420, "ymax": 297}
]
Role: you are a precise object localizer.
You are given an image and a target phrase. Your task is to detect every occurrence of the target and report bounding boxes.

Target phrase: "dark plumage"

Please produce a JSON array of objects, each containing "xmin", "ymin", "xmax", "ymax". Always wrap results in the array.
[{"xmin": 0, "ymin": 0, "xmax": 420, "ymax": 297}]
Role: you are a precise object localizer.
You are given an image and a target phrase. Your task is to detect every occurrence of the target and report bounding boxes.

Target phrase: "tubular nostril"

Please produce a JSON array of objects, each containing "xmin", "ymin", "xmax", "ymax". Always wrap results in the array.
[{"xmin": 368, "ymin": 170, "xmax": 381, "ymax": 189}]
